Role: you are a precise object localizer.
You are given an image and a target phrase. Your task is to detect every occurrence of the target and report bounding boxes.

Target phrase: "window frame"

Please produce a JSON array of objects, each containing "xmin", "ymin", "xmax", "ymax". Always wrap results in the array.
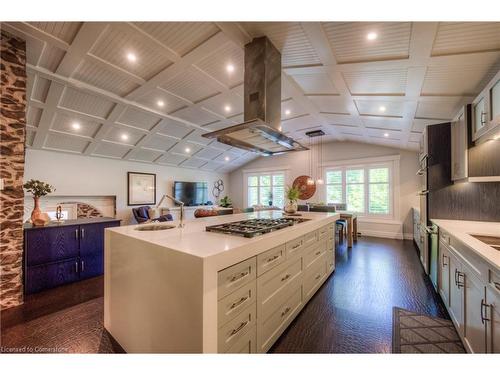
[
  {"xmin": 244, "ymin": 170, "xmax": 287, "ymax": 208},
  {"xmin": 324, "ymin": 158, "xmax": 396, "ymax": 220}
]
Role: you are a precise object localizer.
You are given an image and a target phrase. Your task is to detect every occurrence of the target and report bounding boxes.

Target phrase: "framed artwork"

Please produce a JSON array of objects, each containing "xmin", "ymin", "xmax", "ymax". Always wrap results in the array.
[{"xmin": 127, "ymin": 172, "xmax": 156, "ymax": 206}]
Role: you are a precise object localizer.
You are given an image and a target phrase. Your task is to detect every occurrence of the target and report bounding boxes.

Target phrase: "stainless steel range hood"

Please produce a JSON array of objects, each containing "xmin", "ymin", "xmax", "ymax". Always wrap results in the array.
[{"xmin": 202, "ymin": 36, "xmax": 308, "ymax": 156}]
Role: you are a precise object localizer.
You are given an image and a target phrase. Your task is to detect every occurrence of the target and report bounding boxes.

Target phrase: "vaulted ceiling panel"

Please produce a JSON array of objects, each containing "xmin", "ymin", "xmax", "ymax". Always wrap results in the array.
[
  {"xmin": 132, "ymin": 22, "xmax": 220, "ymax": 57},
  {"xmin": 412, "ymin": 118, "xmax": 447, "ymax": 133},
  {"xmin": 194, "ymin": 147, "xmax": 223, "ymax": 160},
  {"xmin": 355, "ymin": 100, "xmax": 405, "ymax": 117},
  {"xmin": 415, "ymin": 100, "xmax": 462, "ymax": 120},
  {"xmin": 136, "ymin": 88, "xmax": 188, "ymax": 114},
  {"xmin": 51, "ymin": 112, "xmax": 102, "ymax": 138},
  {"xmin": 25, "ymin": 38, "xmax": 44, "ymax": 66},
  {"xmin": 432, "ymin": 22, "xmax": 500, "ymax": 56},
  {"xmin": 180, "ymin": 157, "xmax": 207, "ymax": 169},
  {"xmin": 195, "ymin": 41, "xmax": 244, "ymax": 88},
  {"xmin": 92, "ymin": 142, "xmax": 132, "ymax": 159},
  {"xmin": 184, "ymin": 129, "xmax": 212, "ymax": 146},
  {"xmin": 90, "ymin": 24, "xmax": 173, "ymax": 80},
  {"xmin": 320, "ymin": 113, "xmax": 360, "ymax": 126},
  {"xmin": 31, "ymin": 75, "xmax": 52, "ymax": 103},
  {"xmin": 280, "ymin": 114, "xmax": 320, "ymax": 133},
  {"xmin": 38, "ymin": 44, "xmax": 66, "ymax": 72},
  {"xmin": 103, "ymin": 125, "xmax": 146, "ymax": 146},
  {"xmin": 171, "ymin": 106, "xmax": 221, "ymax": 126},
  {"xmin": 422, "ymin": 61, "xmax": 500, "ymax": 95},
  {"xmin": 156, "ymin": 119, "xmax": 193, "ymax": 139},
  {"xmin": 290, "ymin": 73, "xmax": 339, "ymax": 95},
  {"xmin": 322, "ymin": 22, "xmax": 412, "ymax": 63},
  {"xmin": 200, "ymin": 161, "xmax": 224, "ymax": 171},
  {"xmin": 307, "ymin": 96, "xmax": 350, "ymax": 114},
  {"xmin": 241, "ymin": 22, "xmax": 321, "ymax": 67},
  {"xmin": 199, "ymin": 92, "xmax": 243, "ymax": 118},
  {"xmin": 59, "ymin": 86, "xmax": 115, "ymax": 119},
  {"xmin": 116, "ymin": 107, "xmax": 161, "ymax": 131},
  {"xmin": 129, "ymin": 148, "xmax": 164, "ymax": 163},
  {"xmin": 141, "ymin": 134, "xmax": 177, "ymax": 152},
  {"xmin": 72, "ymin": 60, "xmax": 139, "ymax": 96},
  {"xmin": 170, "ymin": 141, "xmax": 203, "ymax": 156},
  {"xmin": 343, "ymin": 69, "xmax": 407, "ymax": 95},
  {"xmin": 44, "ymin": 132, "xmax": 90, "ymax": 153},
  {"xmin": 156, "ymin": 153, "xmax": 187, "ymax": 166},
  {"xmin": 27, "ymin": 22, "xmax": 83, "ymax": 44},
  {"xmin": 160, "ymin": 67, "xmax": 221, "ymax": 102},
  {"xmin": 281, "ymin": 98, "xmax": 308, "ymax": 120},
  {"xmin": 362, "ymin": 117, "xmax": 407, "ymax": 131},
  {"xmin": 26, "ymin": 106, "xmax": 43, "ymax": 127}
]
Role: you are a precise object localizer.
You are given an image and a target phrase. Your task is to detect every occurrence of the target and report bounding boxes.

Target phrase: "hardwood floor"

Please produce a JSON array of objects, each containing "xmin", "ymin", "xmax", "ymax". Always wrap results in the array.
[{"xmin": 0, "ymin": 237, "xmax": 447, "ymax": 353}]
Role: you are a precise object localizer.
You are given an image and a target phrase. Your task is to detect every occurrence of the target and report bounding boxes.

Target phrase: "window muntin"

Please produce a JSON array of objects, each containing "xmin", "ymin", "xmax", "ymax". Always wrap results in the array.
[{"xmin": 246, "ymin": 171, "xmax": 285, "ymax": 208}]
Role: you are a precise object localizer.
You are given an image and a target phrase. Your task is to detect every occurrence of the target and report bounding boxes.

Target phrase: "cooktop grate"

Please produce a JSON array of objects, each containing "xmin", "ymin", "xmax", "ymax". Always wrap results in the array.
[{"xmin": 205, "ymin": 218, "xmax": 310, "ymax": 238}]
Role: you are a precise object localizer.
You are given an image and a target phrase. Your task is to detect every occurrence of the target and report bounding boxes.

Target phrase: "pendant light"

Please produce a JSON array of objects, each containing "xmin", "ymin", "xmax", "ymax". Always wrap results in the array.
[
  {"xmin": 306, "ymin": 136, "xmax": 314, "ymax": 185},
  {"xmin": 316, "ymin": 133, "xmax": 324, "ymax": 185}
]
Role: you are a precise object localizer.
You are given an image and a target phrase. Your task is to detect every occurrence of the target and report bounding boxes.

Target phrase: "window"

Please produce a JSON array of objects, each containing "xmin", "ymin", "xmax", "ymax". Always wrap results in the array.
[
  {"xmin": 246, "ymin": 171, "xmax": 285, "ymax": 208},
  {"xmin": 325, "ymin": 163, "xmax": 392, "ymax": 217}
]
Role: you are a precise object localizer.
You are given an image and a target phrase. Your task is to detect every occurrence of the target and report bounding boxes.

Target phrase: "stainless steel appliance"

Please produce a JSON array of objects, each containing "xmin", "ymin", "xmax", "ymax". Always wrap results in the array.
[{"xmin": 205, "ymin": 217, "xmax": 310, "ymax": 238}]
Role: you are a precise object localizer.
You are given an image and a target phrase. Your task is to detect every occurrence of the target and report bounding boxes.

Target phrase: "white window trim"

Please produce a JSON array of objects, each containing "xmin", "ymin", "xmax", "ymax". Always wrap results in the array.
[
  {"xmin": 243, "ymin": 168, "xmax": 290, "ymax": 208},
  {"xmin": 321, "ymin": 155, "xmax": 400, "ymax": 221}
]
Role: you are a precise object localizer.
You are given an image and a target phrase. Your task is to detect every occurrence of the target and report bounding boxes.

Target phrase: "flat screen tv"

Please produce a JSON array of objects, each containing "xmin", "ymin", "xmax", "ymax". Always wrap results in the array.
[{"xmin": 173, "ymin": 181, "xmax": 208, "ymax": 206}]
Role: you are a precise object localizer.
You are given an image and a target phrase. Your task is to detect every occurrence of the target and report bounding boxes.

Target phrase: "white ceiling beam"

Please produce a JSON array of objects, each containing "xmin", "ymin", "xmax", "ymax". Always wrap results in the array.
[
  {"xmin": 3, "ymin": 22, "xmax": 70, "ymax": 51},
  {"xmin": 31, "ymin": 82, "xmax": 65, "ymax": 148}
]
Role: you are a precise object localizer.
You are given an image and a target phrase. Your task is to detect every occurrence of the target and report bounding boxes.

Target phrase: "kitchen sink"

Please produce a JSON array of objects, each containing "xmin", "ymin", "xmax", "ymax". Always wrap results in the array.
[
  {"xmin": 135, "ymin": 224, "xmax": 176, "ymax": 231},
  {"xmin": 470, "ymin": 234, "xmax": 500, "ymax": 251}
]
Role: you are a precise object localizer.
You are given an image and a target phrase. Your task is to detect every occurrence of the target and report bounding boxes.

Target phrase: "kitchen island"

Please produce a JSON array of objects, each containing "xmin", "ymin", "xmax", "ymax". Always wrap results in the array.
[{"xmin": 104, "ymin": 210, "xmax": 339, "ymax": 353}]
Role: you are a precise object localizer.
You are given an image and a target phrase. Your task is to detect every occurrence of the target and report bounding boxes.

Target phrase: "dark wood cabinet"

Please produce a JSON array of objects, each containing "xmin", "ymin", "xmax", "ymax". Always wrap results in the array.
[{"xmin": 24, "ymin": 218, "xmax": 120, "ymax": 294}]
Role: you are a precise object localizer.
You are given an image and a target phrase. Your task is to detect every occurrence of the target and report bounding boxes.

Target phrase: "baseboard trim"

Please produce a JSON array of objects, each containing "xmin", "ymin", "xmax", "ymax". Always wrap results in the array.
[{"xmin": 359, "ymin": 231, "xmax": 414, "ymax": 240}]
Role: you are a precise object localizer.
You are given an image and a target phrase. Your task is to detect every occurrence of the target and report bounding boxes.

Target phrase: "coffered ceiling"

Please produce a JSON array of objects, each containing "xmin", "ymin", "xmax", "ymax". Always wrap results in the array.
[{"xmin": 2, "ymin": 21, "xmax": 500, "ymax": 173}]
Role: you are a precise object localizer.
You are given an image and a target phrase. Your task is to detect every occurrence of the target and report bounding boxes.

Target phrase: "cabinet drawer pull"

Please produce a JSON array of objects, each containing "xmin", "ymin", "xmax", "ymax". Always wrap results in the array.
[
  {"xmin": 315, "ymin": 251, "xmax": 321, "ymax": 256},
  {"xmin": 315, "ymin": 273, "xmax": 321, "ymax": 280},
  {"xmin": 455, "ymin": 270, "xmax": 464, "ymax": 289},
  {"xmin": 292, "ymin": 243, "xmax": 301, "ymax": 249},
  {"xmin": 229, "ymin": 271, "xmax": 249, "ymax": 283},
  {"xmin": 230, "ymin": 296, "xmax": 248, "ymax": 310},
  {"xmin": 81, "ymin": 228, "xmax": 85, "ymax": 239},
  {"xmin": 481, "ymin": 299, "xmax": 490, "ymax": 324},
  {"xmin": 75, "ymin": 261, "xmax": 79, "ymax": 273},
  {"xmin": 281, "ymin": 274, "xmax": 291, "ymax": 282},
  {"xmin": 267, "ymin": 254, "xmax": 280, "ymax": 263},
  {"xmin": 75, "ymin": 229, "xmax": 79, "ymax": 240},
  {"xmin": 281, "ymin": 307, "xmax": 291, "ymax": 317},
  {"xmin": 230, "ymin": 320, "xmax": 249, "ymax": 337},
  {"xmin": 480, "ymin": 111, "xmax": 487, "ymax": 125},
  {"xmin": 81, "ymin": 260, "xmax": 85, "ymax": 272},
  {"xmin": 494, "ymin": 282, "xmax": 500, "ymax": 291},
  {"xmin": 442, "ymin": 255, "xmax": 448, "ymax": 267}
]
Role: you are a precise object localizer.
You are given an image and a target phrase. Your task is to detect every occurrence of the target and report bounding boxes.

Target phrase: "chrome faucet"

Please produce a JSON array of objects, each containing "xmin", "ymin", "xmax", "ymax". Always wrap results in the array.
[{"xmin": 156, "ymin": 194, "xmax": 185, "ymax": 228}]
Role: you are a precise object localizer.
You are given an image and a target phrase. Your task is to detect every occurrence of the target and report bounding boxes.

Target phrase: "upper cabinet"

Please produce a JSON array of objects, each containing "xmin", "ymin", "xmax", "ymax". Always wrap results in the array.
[
  {"xmin": 451, "ymin": 105, "xmax": 470, "ymax": 181},
  {"xmin": 472, "ymin": 70, "xmax": 500, "ymax": 142}
]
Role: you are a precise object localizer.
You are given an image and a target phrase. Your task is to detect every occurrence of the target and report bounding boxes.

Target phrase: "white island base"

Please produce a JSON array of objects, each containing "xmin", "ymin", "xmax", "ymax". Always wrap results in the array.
[{"xmin": 104, "ymin": 211, "xmax": 339, "ymax": 353}]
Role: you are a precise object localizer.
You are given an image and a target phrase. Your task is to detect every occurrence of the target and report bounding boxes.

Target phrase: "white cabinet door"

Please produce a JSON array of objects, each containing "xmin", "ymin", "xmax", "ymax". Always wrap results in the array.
[
  {"xmin": 463, "ymin": 268, "xmax": 486, "ymax": 353},
  {"xmin": 439, "ymin": 245, "xmax": 450, "ymax": 307},
  {"xmin": 489, "ymin": 76, "xmax": 500, "ymax": 130},
  {"xmin": 448, "ymin": 251, "xmax": 464, "ymax": 335},
  {"xmin": 486, "ymin": 286, "xmax": 500, "ymax": 353},
  {"xmin": 451, "ymin": 108, "xmax": 468, "ymax": 181},
  {"xmin": 472, "ymin": 96, "xmax": 487, "ymax": 141}
]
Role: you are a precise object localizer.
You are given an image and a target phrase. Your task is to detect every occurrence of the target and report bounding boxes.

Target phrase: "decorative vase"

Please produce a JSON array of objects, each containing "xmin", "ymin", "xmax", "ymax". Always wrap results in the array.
[
  {"xmin": 284, "ymin": 200, "xmax": 298, "ymax": 214},
  {"xmin": 31, "ymin": 197, "xmax": 49, "ymax": 226}
]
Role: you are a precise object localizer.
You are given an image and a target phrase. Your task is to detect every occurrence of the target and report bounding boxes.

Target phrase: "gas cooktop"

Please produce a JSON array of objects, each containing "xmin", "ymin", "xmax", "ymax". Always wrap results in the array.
[{"xmin": 205, "ymin": 217, "xmax": 310, "ymax": 238}]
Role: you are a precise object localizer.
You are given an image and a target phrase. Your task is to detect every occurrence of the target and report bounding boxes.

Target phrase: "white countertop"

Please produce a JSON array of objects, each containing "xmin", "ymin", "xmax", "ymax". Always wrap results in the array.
[
  {"xmin": 107, "ymin": 211, "xmax": 339, "ymax": 260},
  {"xmin": 431, "ymin": 219, "xmax": 500, "ymax": 270}
]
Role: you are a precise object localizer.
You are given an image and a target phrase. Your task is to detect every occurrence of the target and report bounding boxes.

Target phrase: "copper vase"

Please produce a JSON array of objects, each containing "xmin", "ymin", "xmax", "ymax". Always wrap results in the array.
[{"xmin": 31, "ymin": 197, "xmax": 49, "ymax": 226}]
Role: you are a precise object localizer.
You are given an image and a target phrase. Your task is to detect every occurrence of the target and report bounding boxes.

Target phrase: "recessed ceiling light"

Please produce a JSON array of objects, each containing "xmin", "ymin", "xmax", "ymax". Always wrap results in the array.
[
  {"xmin": 224, "ymin": 156, "xmax": 230, "ymax": 161},
  {"xmin": 157, "ymin": 100, "xmax": 165, "ymax": 107},
  {"xmin": 367, "ymin": 32, "xmax": 378, "ymax": 41},
  {"xmin": 285, "ymin": 109, "xmax": 291, "ymax": 116},
  {"xmin": 71, "ymin": 122, "xmax": 81, "ymax": 130},
  {"xmin": 379, "ymin": 106, "xmax": 386, "ymax": 112},
  {"xmin": 384, "ymin": 133, "xmax": 389, "ymax": 137},
  {"xmin": 126, "ymin": 52, "xmax": 137, "ymax": 62},
  {"xmin": 121, "ymin": 133, "xmax": 129, "ymax": 141},
  {"xmin": 224, "ymin": 105, "xmax": 231, "ymax": 112},
  {"xmin": 185, "ymin": 147, "xmax": 191, "ymax": 153},
  {"xmin": 226, "ymin": 64, "xmax": 235, "ymax": 73}
]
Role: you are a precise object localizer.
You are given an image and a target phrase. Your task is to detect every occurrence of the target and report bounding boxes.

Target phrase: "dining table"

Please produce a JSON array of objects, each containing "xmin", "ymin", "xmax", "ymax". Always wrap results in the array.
[{"xmin": 337, "ymin": 211, "xmax": 358, "ymax": 248}]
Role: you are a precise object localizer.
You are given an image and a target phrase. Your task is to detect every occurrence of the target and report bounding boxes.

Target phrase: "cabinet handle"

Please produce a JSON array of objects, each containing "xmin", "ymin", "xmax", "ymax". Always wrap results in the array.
[
  {"xmin": 229, "ymin": 271, "xmax": 249, "ymax": 283},
  {"xmin": 281, "ymin": 307, "xmax": 291, "ymax": 318},
  {"xmin": 230, "ymin": 296, "xmax": 248, "ymax": 310},
  {"xmin": 75, "ymin": 229, "xmax": 79, "ymax": 240},
  {"xmin": 81, "ymin": 260, "xmax": 85, "ymax": 272},
  {"xmin": 267, "ymin": 254, "xmax": 280, "ymax": 263},
  {"xmin": 230, "ymin": 320, "xmax": 249, "ymax": 337},
  {"xmin": 442, "ymin": 255, "xmax": 448, "ymax": 267},
  {"xmin": 481, "ymin": 299, "xmax": 490, "ymax": 325},
  {"xmin": 315, "ymin": 251, "xmax": 321, "ymax": 256},
  {"xmin": 281, "ymin": 273, "xmax": 291, "ymax": 282},
  {"xmin": 480, "ymin": 111, "xmax": 487, "ymax": 125},
  {"xmin": 75, "ymin": 261, "xmax": 79, "ymax": 273},
  {"xmin": 455, "ymin": 270, "xmax": 464, "ymax": 289},
  {"xmin": 454, "ymin": 269, "xmax": 458, "ymax": 286},
  {"xmin": 292, "ymin": 243, "xmax": 301, "ymax": 249},
  {"xmin": 315, "ymin": 273, "xmax": 321, "ymax": 280},
  {"xmin": 494, "ymin": 282, "xmax": 500, "ymax": 291},
  {"xmin": 81, "ymin": 228, "xmax": 85, "ymax": 239}
]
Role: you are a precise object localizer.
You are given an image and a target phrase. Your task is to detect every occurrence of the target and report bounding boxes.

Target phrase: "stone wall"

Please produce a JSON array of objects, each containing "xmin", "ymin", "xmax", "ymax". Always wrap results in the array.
[{"xmin": 0, "ymin": 31, "xmax": 27, "ymax": 310}]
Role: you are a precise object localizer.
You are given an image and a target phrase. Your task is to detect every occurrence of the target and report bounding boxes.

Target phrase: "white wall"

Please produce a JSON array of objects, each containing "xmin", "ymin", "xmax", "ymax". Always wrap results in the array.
[
  {"xmin": 228, "ymin": 141, "xmax": 420, "ymax": 240},
  {"xmin": 24, "ymin": 149, "xmax": 228, "ymax": 224}
]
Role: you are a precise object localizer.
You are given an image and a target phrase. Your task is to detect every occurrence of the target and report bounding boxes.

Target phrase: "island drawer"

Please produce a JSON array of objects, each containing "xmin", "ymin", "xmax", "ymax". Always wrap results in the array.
[
  {"xmin": 218, "ymin": 302, "xmax": 256, "ymax": 353},
  {"xmin": 224, "ymin": 325, "xmax": 257, "ymax": 353},
  {"xmin": 326, "ymin": 248, "xmax": 334, "ymax": 274},
  {"xmin": 304, "ymin": 253, "xmax": 327, "ymax": 302},
  {"xmin": 218, "ymin": 257, "xmax": 257, "ymax": 299},
  {"xmin": 285, "ymin": 236, "xmax": 304, "ymax": 259},
  {"xmin": 257, "ymin": 244, "xmax": 286, "ymax": 276},
  {"xmin": 318, "ymin": 225, "xmax": 330, "ymax": 240},
  {"xmin": 328, "ymin": 224, "xmax": 334, "ymax": 241},
  {"xmin": 218, "ymin": 280, "xmax": 256, "ymax": 328},
  {"xmin": 257, "ymin": 283, "xmax": 303, "ymax": 353},
  {"xmin": 257, "ymin": 257, "xmax": 302, "ymax": 320},
  {"xmin": 303, "ymin": 240, "xmax": 327, "ymax": 270},
  {"xmin": 303, "ymin": 230, "xmax": 318, "ymax": 247}
]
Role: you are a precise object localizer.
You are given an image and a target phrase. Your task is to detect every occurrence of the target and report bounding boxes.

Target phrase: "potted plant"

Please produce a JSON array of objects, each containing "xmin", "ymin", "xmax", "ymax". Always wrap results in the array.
[
  {"xmin": 219, "ymin": 195, "xmax": 232, "ymax": 208},
  {"xmin": 284, "ymin": 186, "xmax": 300, "ymax": 214},
  {"xmin": 267, "ymin": 191, "xmax": 273, "ymax": 206},
  {"xmin": 23, "ymin": 179, "xmax": 55, "ymax": 226}
]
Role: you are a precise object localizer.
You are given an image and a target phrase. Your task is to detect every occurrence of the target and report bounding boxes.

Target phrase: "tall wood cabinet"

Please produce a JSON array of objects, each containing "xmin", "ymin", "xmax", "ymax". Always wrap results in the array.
[{"xmin": 24, "ymin": 218, "xmax": 120, "ymax": 294}]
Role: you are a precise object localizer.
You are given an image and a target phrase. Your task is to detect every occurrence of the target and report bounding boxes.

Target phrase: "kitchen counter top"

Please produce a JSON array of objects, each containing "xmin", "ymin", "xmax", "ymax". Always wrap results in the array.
[
  {"xmin": 24, "ymin": 216, "xmax": 121, "ymax": 230},
  {"xmin": 431, "ymin": 219, "xmax": 500, "ymax": 270},
  {"xmin": 107, "ymin": 210, "xmax": 339, "ymax": 263}
]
